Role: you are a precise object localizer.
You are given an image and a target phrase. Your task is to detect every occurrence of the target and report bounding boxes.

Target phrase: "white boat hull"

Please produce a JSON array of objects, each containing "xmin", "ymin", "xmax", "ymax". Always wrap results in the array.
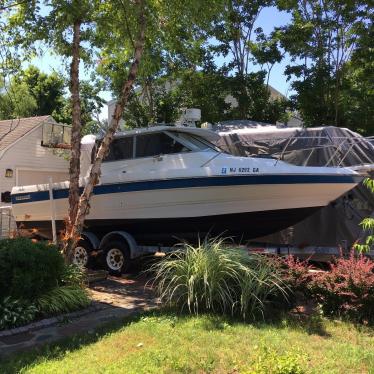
[{"xmin": 12, "ymin": 174, "xmax": 360, "ymax": 244}]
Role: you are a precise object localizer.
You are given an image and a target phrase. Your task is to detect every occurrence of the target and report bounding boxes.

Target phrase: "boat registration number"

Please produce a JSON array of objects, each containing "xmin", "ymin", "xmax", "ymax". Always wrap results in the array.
[{"xmin": 221, "ymin": 167, "xmax": 259, "ymax": 175}]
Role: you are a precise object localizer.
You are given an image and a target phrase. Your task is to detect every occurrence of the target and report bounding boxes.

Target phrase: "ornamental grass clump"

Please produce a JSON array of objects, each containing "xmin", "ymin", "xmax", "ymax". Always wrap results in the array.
[
  {"xmin": 36, "ymin": 286, "xmax": 90, "ymax": 316},
  {"xmin": 239, "ymin": 255, "xmax": 289, "ymax": 320},
  {"xmin": 151, "ymin": 238, "xmax": 288, "ymax": 320}
]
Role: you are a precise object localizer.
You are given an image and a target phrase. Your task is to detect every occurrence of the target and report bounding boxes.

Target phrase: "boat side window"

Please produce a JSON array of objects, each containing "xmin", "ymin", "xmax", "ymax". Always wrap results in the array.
[
  {"xmin": 135, "ymin": 132, "xmax": 189, "ymax": 158},
  {"xmin": 103, "ymin": 136, "xmax": 134, "ymax": 162}
]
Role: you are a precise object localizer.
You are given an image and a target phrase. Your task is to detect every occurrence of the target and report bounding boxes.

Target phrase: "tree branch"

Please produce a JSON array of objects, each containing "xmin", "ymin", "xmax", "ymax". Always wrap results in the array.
[
  {"xmin": 118, "ymin": 0, "xmax": 135, "ymax": 49},
  {"xmin": 0, "ymin": 0, "xmax": 28, "ymax": 11},
  {"xmin": 65, "ymin": 18, "xmax": 82, "ymax": 243}
]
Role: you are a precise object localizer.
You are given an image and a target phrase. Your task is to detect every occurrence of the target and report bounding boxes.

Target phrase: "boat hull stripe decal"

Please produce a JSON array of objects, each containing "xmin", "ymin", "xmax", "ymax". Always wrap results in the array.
[{"xmin": 11, "ymin": 174, "xmax": 361, "ymax": 204}]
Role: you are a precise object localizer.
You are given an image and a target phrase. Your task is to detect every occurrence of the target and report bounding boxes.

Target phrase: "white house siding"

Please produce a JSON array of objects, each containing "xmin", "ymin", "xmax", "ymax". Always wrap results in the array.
[{"xmin": 0, "ymin": 124, "xmax": 69, "ymax": 196}]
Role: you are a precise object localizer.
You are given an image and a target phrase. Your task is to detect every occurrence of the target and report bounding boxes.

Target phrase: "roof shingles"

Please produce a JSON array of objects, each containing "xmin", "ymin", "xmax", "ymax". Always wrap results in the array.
[{"xmin": 0, "ymin": 115, "xmax": 53, "ymax": 152}]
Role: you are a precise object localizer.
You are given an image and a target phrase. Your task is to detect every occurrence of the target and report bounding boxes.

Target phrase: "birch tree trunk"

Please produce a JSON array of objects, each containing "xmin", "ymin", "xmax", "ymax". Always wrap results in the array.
[
  {"xmin": 64, "ymin": 0, "xmax": 146, "ymax": 257},
  {"xmin": 64, "ymin": 18, "xmax": 82, "ymax": 260}
]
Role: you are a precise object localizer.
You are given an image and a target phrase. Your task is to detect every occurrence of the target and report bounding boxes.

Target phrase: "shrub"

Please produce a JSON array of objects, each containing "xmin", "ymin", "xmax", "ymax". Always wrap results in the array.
[
  {"xmin": 0, "ymin": 297, "xmax": 38, "ymax": 330},
  {"xmin": 271, "ymin": 255, "xmax": 314, "ymax": 303},
  {"xmin": 61, "ymin": 264, "xmax": 88, "ymax": 288},
  {"xmin": 309, "ymin": 251, "xmax": 374, "ymax": 323},
  {"xmin": 0, "ymin": 239, "xmax": 90, "ymax": 329},
  {"xmin": 0, "ymin": 238, "xmax": 65, "ymax": 300},
  {"xmin": 36, "ymin": 286, "xmax": 90, "ymax": 316},
  {"xmin": 354, "ymin": 178, "xmax": 374, "ymax": 253},
  {"xmin": 151, "ymin": 238, "xmax": 288, "ymax": 320}
]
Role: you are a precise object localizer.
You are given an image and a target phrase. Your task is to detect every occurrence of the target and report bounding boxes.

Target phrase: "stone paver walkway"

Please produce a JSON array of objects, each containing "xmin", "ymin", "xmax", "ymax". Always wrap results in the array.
[{"xmin": 0, "ymin": 275, "xmax": 158, "ymax": 358}]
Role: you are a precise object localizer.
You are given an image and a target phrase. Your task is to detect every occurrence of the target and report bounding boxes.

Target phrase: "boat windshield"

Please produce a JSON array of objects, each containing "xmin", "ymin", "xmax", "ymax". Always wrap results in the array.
[
  {"xmin": 167, "ymin": 131, "xmax": 221, "ymax": 152},
  {"xmin": 97, "ymin": 130, "xmax": 222, "ymax": 163}
]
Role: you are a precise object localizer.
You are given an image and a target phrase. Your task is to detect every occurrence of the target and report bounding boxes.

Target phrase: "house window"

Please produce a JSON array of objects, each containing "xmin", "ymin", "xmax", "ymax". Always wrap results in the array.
[{"xmin": 5, "ymin": 169, "xmax": 13, "ymax": 178}]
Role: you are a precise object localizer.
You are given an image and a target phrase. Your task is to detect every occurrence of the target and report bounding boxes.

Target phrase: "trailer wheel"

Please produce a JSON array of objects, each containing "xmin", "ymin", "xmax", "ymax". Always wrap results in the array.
[
  {"xmin": 104, "ymin": 240, "xmax": 131, "ymax": 275},
  {"xmin": 72, "ymin": 239, "xmax": 93, "ymax": 268}
]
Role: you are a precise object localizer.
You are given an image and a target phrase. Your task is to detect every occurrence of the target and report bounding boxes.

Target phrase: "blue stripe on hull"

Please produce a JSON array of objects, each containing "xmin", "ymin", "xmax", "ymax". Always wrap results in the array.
[{"xmin": 11, "ymin": 174, "xmax": 360, "ymax": 204}]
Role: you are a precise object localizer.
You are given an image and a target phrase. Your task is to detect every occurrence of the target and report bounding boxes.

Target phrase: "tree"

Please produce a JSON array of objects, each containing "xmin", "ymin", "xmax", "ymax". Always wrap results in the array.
[
  {"xmin": 5, "ymin": 0, "xmax": 100, "ymax": 258},
  {"xmin": 6, "ymin": 0, "xmax": 225, "ymax": 258},
  {"xmin": 0, "ymin": 62, "xmax": 104, "ymax": 128},
  {"xmin": 207, "ymin": 0, "xmax": 290, "ymax": 122},
  {"xmin": 174, "ymin": 69, "xmax": 231, "ymax": 123},
  {"xmin": 277, "ymin": 0, "xmax": 372, "ymax": 130},
  {"xmin": 69, "ymin": 0, "xmax": 225, "ymax": 253},
  {"xmin": 249, "ymin": 29, "xmax": 283, "ymax": 88},
  {"xmin": 69, "ymin": 0, "xmax": 146, "ymax": 252},
  {"xmin": 53, "ymin": 80, "xmax": 106, "ymax": 130},
  {"xmin": 0, "ymin": 66, "xmax": 66, "ymax": 120},
  {"xmin": 121, "ymin": 84, "xmax": 180, "ymax": 128},
  {"xmin": 117, "ymin": 0, "xmax": 289, "ymax": 128},
  {"xmin": 0, "ymin": 80, "xmax": 37, "ymax": 119},
  {"xmin": 122, "ymin": 64, "xmax": 232, "ymax": 127},
  {"xmin": 17, "ymin": 66, "xmax": 65, "ymax": 116},
  {"xmin": 355, "ymin": 178, "xmax": 374, "ymax": 253},
  {"xmin": 211, "ymin": 0, "xmax": 274, "ymax": 76},
  {"xmin": 338, "ymin": 18, "xmax": 374, "ymax": 135},
  {"xmin": 0, "ymin": 14, "xmax": 38, "ymax": 119}
]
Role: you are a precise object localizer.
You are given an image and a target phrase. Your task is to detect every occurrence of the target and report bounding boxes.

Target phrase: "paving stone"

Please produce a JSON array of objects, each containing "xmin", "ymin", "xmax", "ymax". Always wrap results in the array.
[
  {"xmin": 0, "ymin": 332, "xmax": 34, "ymax": 345},
  {"xmin": 0, "ymin": 274, "xmax": 158, "ymax": 357},
  {"xmin": 35, "ymin": 334, "xmax": 54, "ymax": 342}
]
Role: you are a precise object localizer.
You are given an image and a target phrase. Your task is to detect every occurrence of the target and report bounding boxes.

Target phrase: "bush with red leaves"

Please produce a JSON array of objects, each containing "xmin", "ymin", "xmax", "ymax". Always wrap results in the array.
[
  {"xmin": 268, "ymin": 255, "xmax": 313, "ymax": 304},
  {"xmin": 281, "ymin": 256, "xmax": 313, "ymax": 292},
  {"xmin": 310, "ymin": 252, "xmax": 374, "ymax": 323}
]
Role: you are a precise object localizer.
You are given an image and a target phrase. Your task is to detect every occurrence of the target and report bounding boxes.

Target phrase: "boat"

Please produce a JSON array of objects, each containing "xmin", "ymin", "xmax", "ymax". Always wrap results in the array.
[{"xmin": 11, "ymin": 125, "xmax": 363, "ymax": 246}]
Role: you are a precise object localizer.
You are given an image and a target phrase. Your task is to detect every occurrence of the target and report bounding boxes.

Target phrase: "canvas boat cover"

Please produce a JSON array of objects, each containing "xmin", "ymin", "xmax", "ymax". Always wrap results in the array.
[{"xmin": 215, "ymin": 120, "xmax": 374, "ymax": 249}]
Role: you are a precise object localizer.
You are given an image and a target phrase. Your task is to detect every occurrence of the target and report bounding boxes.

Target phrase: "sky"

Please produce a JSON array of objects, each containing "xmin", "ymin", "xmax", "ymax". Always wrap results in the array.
[{"xmin": 30, "ymin": 6, "xmax": 293, "ymax": 120}]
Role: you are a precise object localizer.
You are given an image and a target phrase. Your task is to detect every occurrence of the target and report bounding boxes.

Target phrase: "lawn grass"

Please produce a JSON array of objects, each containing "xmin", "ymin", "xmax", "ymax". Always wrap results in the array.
[{"xmin": 1, "ymin": 311, "xmax": 373, "ymax": 374}]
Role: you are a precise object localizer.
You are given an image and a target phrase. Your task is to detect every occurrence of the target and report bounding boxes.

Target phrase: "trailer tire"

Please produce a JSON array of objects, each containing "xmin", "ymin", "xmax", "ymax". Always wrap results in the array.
[
  {"xmin": 72, "ymin": 239, "xmax": 93, "ymax": 269},
  {"xmin": 103, "ymin": 240, "xmax": 131, "ymax": 275}
]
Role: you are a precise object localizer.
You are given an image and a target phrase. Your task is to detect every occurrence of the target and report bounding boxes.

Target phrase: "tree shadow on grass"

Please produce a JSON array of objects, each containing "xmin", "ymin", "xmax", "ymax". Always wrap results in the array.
[
  {"xmin": 0, "ymin": 307, "xmax": 201, "ymax": 374},
  {"xmin": 0, "ymin": 307, "xmax": 334, "ymax": 374},
  {"xmin": 262, "ymin": 312, "xmax": 332, "ymax": 338},
  {"xmin": 191, "ymin": 307, "xmax": 332, "ymax": 338},
  {"xmin": 0, "ymin": 309, "xmax": 158, "ymax": 374},
  {"xmin": 153, "ymin": 304, "xmax": 332, "ymax": 338}
]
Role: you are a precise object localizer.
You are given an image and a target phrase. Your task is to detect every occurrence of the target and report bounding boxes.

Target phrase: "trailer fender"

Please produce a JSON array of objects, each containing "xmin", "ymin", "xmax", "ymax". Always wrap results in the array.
[
  {"xmin": 99, "ymin": 231, "xmax": 138, "ymax": 259},
  {"xmin": 81, "ymin": 231, "xmax": 100, "ymax": 250}
]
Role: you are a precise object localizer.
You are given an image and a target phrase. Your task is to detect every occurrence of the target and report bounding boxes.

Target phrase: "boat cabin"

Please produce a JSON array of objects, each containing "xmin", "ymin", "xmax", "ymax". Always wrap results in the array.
[
  {"xmin": 102, "ymin": 128, "xmax": 220, "ymax": 162},
  {"xmin": 81, "ymin": 126, "xmax": 222, "ymax": 184}
]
